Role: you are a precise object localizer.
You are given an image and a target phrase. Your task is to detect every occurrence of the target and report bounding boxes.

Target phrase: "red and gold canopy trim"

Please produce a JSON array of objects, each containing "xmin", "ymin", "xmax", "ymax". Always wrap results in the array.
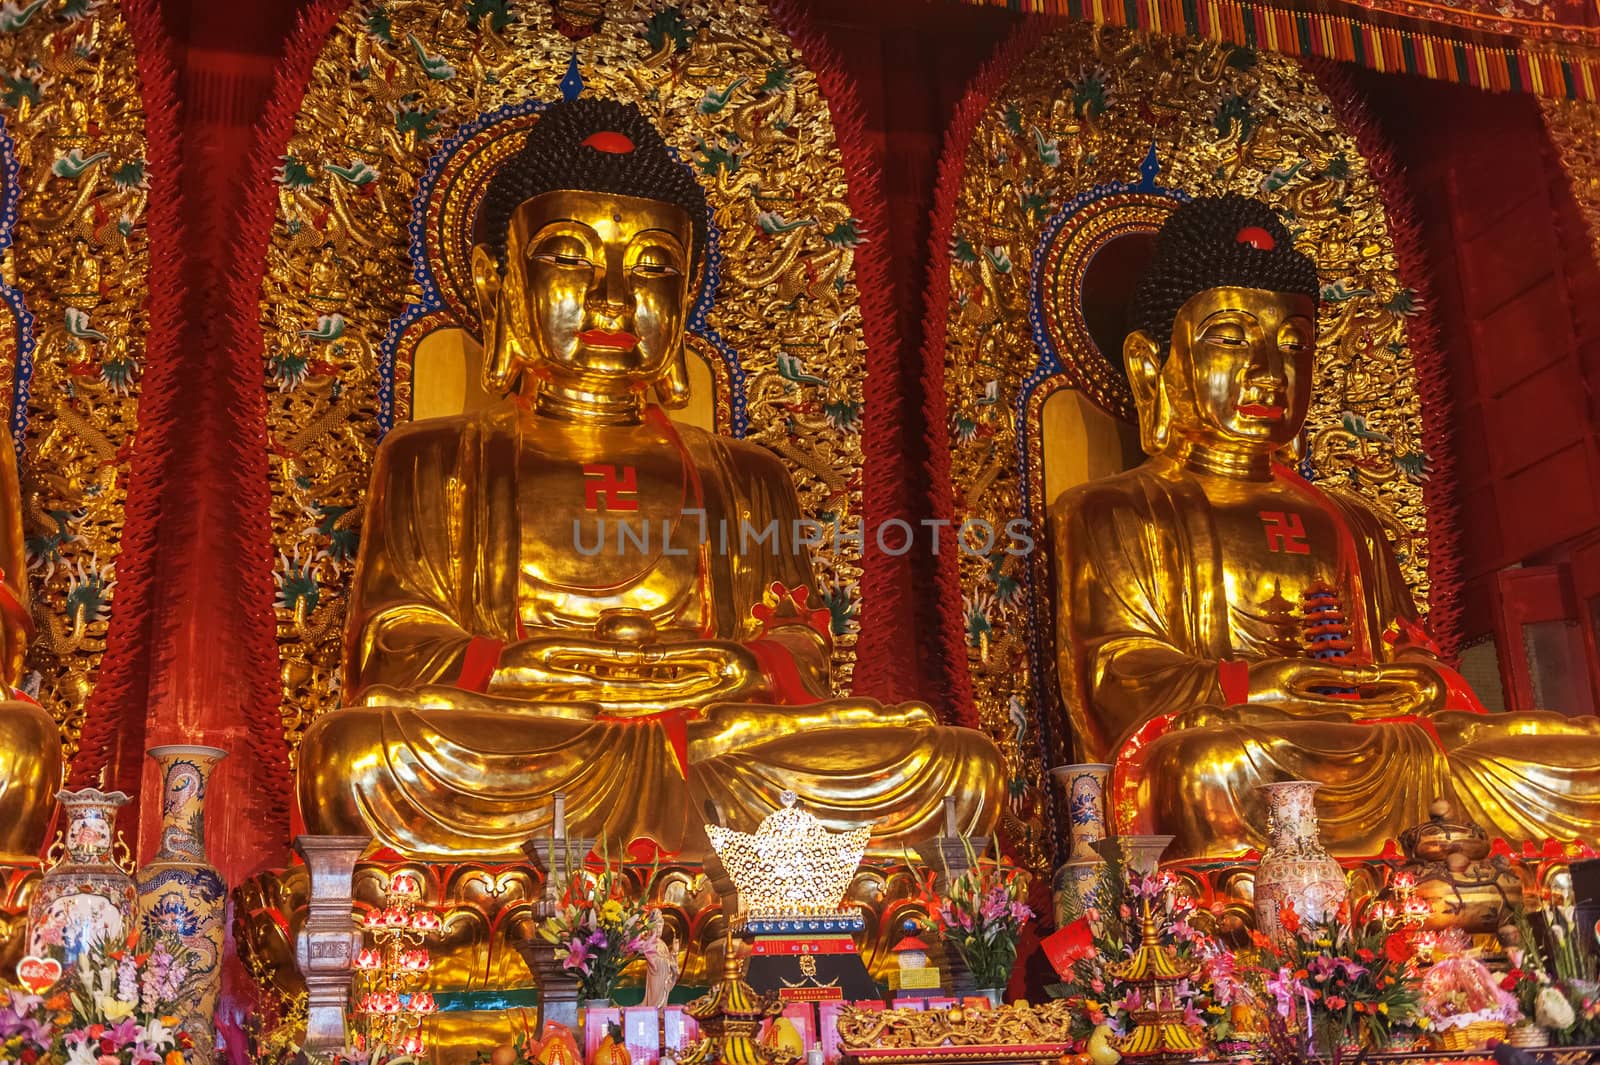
[{"xmin": 953, "ymin": 0, "xmax": 1600, "ymax": 100}]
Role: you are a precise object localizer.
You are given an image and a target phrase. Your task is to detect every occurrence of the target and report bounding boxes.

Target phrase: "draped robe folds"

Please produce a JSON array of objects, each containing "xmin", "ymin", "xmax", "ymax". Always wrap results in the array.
[
  {"xmin": 0, "ymin": 424, "xmax": 59, "ymax": 862},
  {"xmin": 1051, "ymin": 457, "xmax": 1600, "ymax": 859},
  {"xmin": 296, "ymin": 402, "xmax": 1002, "ymax": 860}
]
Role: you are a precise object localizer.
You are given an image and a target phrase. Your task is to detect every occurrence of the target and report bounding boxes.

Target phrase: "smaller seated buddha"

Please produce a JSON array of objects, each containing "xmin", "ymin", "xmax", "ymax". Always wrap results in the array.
[
  {"xmin": 296, "ymin": 99, "xmax": 1003, "ymax": 861},
  {"xmin": 1051, "ymin": 194, "xmax": 1600, "ymax": 861}
]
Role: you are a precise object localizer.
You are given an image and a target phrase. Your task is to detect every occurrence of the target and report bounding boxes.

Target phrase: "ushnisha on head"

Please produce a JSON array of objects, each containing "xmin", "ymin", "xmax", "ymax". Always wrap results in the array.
[
  {"xmin": 1123, "ymin": 194, "xmax": 1321, "ymax": 461},
  {"xmin": 470, "ymin": 98, "xmax": 709, "ymax": 411}
]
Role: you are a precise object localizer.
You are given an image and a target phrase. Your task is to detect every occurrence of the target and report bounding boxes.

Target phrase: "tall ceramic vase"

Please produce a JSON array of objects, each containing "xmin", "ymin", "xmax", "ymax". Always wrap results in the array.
[
  {"xmin": 27, "ymin": 787, "xmax": 136, "ymax": 968},
  {"xmin": 1049, "ymin": 764, "xmax": 1112, "ymax": 923},
  {"xmin": 136, "ymin": 745, "xmax": 227, "ymax": 1064},
  {"xmin": 1055, "ymin": 763, "xmax": 1114, "ymax": 861},
  {"xmin": 1254, "ymin": 781, "xmax": 1347, "ymax": 942}
]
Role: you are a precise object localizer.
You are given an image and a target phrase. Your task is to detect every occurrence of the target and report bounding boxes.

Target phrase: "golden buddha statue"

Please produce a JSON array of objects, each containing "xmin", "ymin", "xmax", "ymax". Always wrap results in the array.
[
  {"xmin": 0, "ymin": 424, "xmax": 62, "ymax": 864},
  {"xmin": 1051, "ymin": 194, "xmax": 1600, "ymax": 861},
  {"xmin": 296, "ymin": 99, "xmax": 1002, "ymax": 861}
]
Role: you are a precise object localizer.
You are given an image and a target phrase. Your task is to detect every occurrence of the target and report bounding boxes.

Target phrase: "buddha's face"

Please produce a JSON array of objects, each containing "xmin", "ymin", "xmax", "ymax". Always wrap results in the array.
[
  {"xmin": 1128, "ymin": 286, "xmax": 1315, "ymax": 454},
  {"xmin": 477, "ymin": 188, "xmax": 694, "ymax": 395}
]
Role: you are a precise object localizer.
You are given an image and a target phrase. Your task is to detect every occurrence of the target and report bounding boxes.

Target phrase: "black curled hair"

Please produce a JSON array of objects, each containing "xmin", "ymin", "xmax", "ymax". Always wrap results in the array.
[
  {"xmin": 1127, "ymin": 194, "xmax": 1320, "ymax": 355},
  {"xmin": 477, "ymin": 98, "xmax": 709, "ymax": 275}
]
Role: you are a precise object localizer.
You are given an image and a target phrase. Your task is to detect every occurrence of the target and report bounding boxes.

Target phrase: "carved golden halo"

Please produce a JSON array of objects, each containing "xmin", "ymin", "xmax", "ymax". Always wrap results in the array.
[
  {"xmin": 421, "ymin": 111, "xmax": 534, "ymax": 336},
  {"xmin": 1031, "ymin": 189, "xmax": 1181, "ymax": 423}
]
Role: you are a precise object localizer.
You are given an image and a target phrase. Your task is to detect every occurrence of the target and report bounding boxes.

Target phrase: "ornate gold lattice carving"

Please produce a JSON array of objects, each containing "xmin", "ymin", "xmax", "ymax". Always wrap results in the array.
[
  {"xmin": 1541, "ymin": 97, "xmax": 1600, "ymax": 269},
  {"xmin": 939, "ymin": 27, "xmax": 1433, "ymax": 831},
  {"xmin": 837, "ymin": 1000, "xmax": 1077, "ymax": 1049},
  {"xmin": 262, "ymin": 0, "xmax": 876, "ymax": 756},
  {"xmin": 0, "ymin": 0, "xmax": 150, "ymax": 761}
]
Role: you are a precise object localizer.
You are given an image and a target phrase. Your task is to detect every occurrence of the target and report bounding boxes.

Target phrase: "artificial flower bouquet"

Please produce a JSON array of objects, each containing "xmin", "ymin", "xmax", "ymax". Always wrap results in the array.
[
  {"xmin": 1247, "ymin": 899, "xmax": 1424, "ymax": 1056},
  {"xmin": 1043, "ymin": 861, "xmax": 1224, "ymax": 1048},
  {"xmin": 922, "ymin": 840, "xmax": 1034, "ymax": 991},
  {"xmin": 537, "ymin": 844, "xmax": 662, "ymax": 1002},
  {"xmin": 1504, "ymin": 903, "xmax": 1600, "ymax": 1045},
  {"xmin": 1, "ymin": 931, "xmax": 196, "ymax": 1065}
]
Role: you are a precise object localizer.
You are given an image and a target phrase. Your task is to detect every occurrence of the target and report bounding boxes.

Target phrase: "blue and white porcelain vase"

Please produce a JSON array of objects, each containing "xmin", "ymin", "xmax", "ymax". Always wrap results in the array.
[
  {"xmin": 1055, "ymin": 763, "xmax": 1114, "ymax": 861},
  {"xmin": 136, "ymin": 745, "xmax": 227, "ymax": 1063},
  {"xmin": 1050, "ymin": 763, "xmax": 1112, "ymax": 923}
]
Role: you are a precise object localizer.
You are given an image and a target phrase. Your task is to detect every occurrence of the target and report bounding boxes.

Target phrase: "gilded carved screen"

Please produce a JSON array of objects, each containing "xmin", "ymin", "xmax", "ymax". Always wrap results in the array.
[
  {"xmin": 261, "ymin": 0, "xmax": 876, "ymax": 756},
  {"xmin": 1541, "ymin": 97, "xmax": 1600, "ymax": 273},
  {"xmin": 0, "ymin": 1, "xmax": 150, "ymax": 761},
  {"xmin": 938, "ymin": 26, "xmax": 1435, "ymax": 825}
]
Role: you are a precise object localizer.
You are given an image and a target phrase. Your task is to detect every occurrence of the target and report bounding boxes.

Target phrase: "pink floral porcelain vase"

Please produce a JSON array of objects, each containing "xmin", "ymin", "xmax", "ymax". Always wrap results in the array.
[{"xmin": 1254, "ymin": 780, "xmax": 1348, "ymax": 941}]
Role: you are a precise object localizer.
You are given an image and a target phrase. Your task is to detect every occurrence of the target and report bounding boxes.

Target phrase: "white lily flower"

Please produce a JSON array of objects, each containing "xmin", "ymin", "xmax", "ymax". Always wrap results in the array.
[{"xmin": 139, "ymin": 1016, "xmax": 175, "ymax": 1048}]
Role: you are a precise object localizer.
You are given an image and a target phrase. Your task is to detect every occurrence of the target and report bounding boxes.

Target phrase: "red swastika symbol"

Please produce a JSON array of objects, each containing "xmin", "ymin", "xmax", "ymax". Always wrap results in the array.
[
  {"xmin": 1259, "ymin": 510, "xmax": 1311, "ymax": 554},
  {"xmin": 583, "ymin": 464, "xmax": 638, "ymax": 511}
]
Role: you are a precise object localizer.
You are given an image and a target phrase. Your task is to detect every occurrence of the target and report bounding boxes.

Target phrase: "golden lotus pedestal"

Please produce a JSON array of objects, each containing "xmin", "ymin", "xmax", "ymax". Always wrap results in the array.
[{"xmin": 233, "ymin": 855, "xmax": 946, "ymax": 1063}]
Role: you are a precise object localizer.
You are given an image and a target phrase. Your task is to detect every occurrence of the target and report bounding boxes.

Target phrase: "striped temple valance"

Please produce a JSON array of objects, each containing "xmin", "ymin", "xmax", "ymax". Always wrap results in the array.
[{"xmin": 952, "ymin": 0, "xmax": 1600, "ymax": 99}]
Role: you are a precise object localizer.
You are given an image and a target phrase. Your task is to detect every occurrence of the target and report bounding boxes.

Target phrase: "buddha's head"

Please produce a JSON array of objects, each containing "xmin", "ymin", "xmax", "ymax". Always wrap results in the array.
[
  {"xmin": 1123, "ymin": 195, "xmax": 1320, "ymax": 460},
  {"xmin": 472, "ymin": 98, "xmax": 708, "ymax": 410}
]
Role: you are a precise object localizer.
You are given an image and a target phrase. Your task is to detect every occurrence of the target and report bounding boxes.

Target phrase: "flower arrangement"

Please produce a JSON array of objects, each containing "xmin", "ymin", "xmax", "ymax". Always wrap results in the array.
[
  {"xmin": 538, "ymin": 845, "xmax": 661, "ymax": 1002},
  {"xmin": 922, "ymin": 841, "xmax": 1033, "ymax": 992},
  {"xmin": 1248, "ymin": 899, "xmax": 1424, "ymax": 1057},
  {"xmin": 1504, "ymin": 903, "xmax": 1600, "ymax": 1046},
  {"xmin": 1044, "ymin": 860, "xmax": 1222, "ymax": 1048},
  {"xmin": 1, "ymin": 931, "xmax": 196, "ymax": 1065}
]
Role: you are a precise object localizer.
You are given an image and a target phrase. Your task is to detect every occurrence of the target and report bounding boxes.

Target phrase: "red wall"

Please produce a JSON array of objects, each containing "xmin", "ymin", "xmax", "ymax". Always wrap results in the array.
[{"xmin": 1359, "ymin": 71, "xmax": 1600, "ymax": 643}]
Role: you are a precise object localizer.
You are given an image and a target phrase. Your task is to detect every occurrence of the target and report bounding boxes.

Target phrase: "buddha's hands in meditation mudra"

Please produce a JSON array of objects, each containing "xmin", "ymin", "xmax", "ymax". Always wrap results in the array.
[
  {"xmin": 296, "ymin": 99, "xmax": 1001, "ymax": 860},
  {"xmin": 1051, "ymin": 194, "xmax": 1600, "ymax": 859},
  {"xmin": 1200, "ymin": 657, "xmax": 1451, "ymax": 722},
  {"xmin": 480, "ymin": 609, "xmax": 807, "ymax": 710}
]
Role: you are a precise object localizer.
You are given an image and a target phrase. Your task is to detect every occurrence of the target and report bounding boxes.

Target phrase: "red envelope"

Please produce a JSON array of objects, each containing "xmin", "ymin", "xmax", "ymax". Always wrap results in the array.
[{"xmin": 1041, "ymin": 917, "xmax": 1095, "ymax": 978}]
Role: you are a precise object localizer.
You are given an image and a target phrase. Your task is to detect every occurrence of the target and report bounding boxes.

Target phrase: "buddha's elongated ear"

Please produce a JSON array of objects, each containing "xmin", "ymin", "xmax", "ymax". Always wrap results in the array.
[
  {"xmin": 656, "ymin": 268, "xmax": 699, "ymax": 409},
  {"xmin": 1278, "ymin": 429, "xmax": 1307, "ymax": 465},
  {"xmin": 1124, "ymin": 329, "xmax": 1169, "ymax": 456},
  {"xmin": 473, "ymin": 242, "xmax": 530, "ymax": 396},
  {"xmin": 655, "ymin": 348, "xmax": 691, "ymax": 409}
]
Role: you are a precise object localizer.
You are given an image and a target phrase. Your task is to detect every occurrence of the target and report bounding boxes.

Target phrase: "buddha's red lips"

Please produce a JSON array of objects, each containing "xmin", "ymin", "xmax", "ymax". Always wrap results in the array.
[
  {"xmin": 578, "ymin": 329, "xmax": 637, "ymax": 348},
  {"xmin": 1238, "ymin": 402, "xmax": 1285, "ymax": 419}
]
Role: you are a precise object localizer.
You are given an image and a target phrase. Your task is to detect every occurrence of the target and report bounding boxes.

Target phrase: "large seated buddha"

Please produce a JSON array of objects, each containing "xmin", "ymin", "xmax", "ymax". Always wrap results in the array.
[
  {"xmin": 1052, "ymin": 195, "xmax": 1600, "ymax": 860},
  {"xmin": 296, "ymin": 99, "xmax": 1002, "ymax": 861}
]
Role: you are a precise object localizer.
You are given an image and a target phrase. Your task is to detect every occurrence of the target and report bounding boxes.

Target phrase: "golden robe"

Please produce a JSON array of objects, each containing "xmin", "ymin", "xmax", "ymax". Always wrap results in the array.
[
  {"xmin": 1052, "ymin": 455, "xmax": 1600, "ymax": 859},
  {"xmin": 298, "ymin": 401, "xmax": 1002, "ymax": 859},
  {"xmin": 0, "ymin": 424, "xmax": 59, "ymax": 863}
]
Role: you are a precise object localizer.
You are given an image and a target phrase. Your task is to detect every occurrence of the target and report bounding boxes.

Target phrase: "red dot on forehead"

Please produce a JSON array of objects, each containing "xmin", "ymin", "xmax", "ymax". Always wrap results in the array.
[
  {"xmin": 582, "ymin": 131, "xmax": 635, "ymax": 154},
  {"xmin": 1235, "ymin": 225, "xmax": 1276, "ymax": 251}
]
